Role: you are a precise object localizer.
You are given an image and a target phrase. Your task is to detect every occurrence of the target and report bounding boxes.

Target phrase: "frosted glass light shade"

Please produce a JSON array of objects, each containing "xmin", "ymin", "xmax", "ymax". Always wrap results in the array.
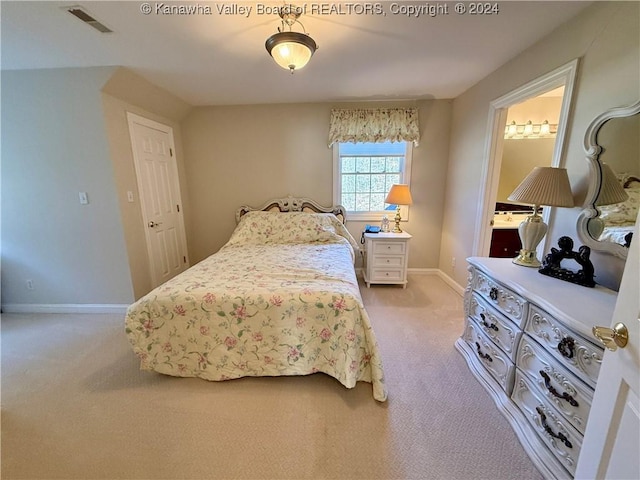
[
  {"xmin": 540, "ymin": 120, "xmax": 551, "ymax": 136},
  {"xmin": 265, "ymin": 32, "xmax": 317, "ymax": 72}
]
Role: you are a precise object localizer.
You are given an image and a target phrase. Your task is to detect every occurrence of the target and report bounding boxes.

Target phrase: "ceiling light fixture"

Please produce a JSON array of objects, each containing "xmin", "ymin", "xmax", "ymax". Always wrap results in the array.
[{"xmin": 265, "ymin": 4, "xmax": 317, "ymax": 74}]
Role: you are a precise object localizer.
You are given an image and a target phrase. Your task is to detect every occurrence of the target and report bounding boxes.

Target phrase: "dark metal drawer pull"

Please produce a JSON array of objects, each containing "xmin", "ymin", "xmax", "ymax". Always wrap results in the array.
[
  {"xmin": 475, "ymin": 342, "xmax": 493, "ymax": 362},
  {"xmin": 539, "ymin": 371, "xmax": 579, "ymax": 407},
  {"xmin": 536, "ymin": 406, "xmax": 572, "ymax": 449},
  {"xmin": 489, "ymin": 287, "xmax": 499, "ymax": 301},
  {"xmin": 557, "ymin": 336, "xmax": 575, "ymax": 359},
  {"xmin": 479, "ymin": 313, "xmax": 499, "ymax": 331}
]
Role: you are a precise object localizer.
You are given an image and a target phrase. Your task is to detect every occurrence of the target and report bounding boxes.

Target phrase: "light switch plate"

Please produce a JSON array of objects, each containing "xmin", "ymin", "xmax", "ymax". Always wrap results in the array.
[{"xmin": 79, "ymin": 192, "xmax": 89, "ymax": 205}]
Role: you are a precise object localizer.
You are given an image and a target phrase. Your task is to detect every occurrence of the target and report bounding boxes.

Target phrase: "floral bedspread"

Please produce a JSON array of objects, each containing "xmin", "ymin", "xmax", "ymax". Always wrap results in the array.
[{"xmin": 125, "ymin": 211, "xmax": 387, "ymax": 401}]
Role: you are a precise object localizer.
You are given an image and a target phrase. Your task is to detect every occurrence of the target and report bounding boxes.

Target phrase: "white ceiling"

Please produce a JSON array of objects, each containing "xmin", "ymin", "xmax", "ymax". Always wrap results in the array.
[{"xmin": 1, "ymin": 1, "xmax": 592, "ymax": 106}]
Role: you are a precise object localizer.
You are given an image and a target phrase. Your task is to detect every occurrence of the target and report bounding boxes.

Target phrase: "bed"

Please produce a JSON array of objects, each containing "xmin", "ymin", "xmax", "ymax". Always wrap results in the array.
[
  {"xmin": 598, "ymin": 176, "xmax": 639, "ymax": 247},
  {"xmin": 125, "ymin": 197, "xmax": 387, "ymax": 401}
]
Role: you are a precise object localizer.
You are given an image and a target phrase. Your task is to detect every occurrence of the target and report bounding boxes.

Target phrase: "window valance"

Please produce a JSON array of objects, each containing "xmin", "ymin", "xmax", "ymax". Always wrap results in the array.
[{"xmin": 328, "ymin": 108, "xmax": 420, "ymax": 147}]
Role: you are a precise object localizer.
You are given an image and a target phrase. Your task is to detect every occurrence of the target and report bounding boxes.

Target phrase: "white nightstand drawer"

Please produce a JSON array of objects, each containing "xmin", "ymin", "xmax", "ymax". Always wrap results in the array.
[
  {"xmin": 363, "ymin": 232, "xmax": 411, "ymax": 288},
  {"xmin": 525, "ymin": 304, "xmax": 603, "ymax": 388},
  {"xmin": 371, "ymin": 269, "xmax": 404, "ymax": 282},
  {"xmin": 517, "ymin": 335, "xmax": 593, "ymax": 435},
  {"xmin": 373, "ymin": 242, "xmax": 406, "ymax": 255},
  {"xmin": 372, "ymin": 255, "xmax": 404, "ymax": 268},
  {"xmin": 468, "ymin": 292, "xmax": 521, "ymax": 361},
  {"xmin": 473, "ymin": 268, "xmax": 528, "ymax": 328},
  {"xmin": 463, "ymin": 318, "xmax": 515, "ymax": 393},
  {"xmin": 512, "ymin": 371, "xmax": 582, "ymax": 476}
]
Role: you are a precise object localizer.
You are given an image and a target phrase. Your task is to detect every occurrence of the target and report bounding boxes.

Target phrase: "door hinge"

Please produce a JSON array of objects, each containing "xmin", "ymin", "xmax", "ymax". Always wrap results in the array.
[
  {"xmin": 170, "ymin": 148, "xmax": 173, "ymax": 157},
  {"xmin": 176, "ymin": 204, "xmax": 180, "ymax": 212},
  {"xmin": 183, "ymin": 256, "xmax": 187, "ymax": 263}
]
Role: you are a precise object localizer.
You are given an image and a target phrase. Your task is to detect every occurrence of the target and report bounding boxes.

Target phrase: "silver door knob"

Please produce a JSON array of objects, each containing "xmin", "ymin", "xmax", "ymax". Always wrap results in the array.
[
  {"xmin": 148, "ymin": 221, "xmax": 163, "ymax": 228},
  {"xmin": 592, "ymin": 322, "xmax": 628, "ymax": 351}
]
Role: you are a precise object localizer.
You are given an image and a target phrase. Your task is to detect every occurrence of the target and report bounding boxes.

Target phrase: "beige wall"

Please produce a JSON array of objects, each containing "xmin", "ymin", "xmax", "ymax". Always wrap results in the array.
[
  {"xmin": 1, "ymin": 67, "xmax": 135, "ymax": 306},
  {"xmin": 596, "ymin": 113, "xmax": 640, "ymax": 179},
  {"xmin": 3, "ymin": 2, "xmax": 636, "ymax": 307},
  {"xmin": 101, "ymin": 68, "xmax": 193, "ymax": 299},
  {"xmin": 441, "ymin": 1, "xmax": 640, "ymax": 290},
  {"xmin": 181, "ymin": 100, "xmax": 452, "ymax": 269},
  {"xmin": 506, "ymin": 96, "xmax": 563, "ymax": 126},
  {"xmin": 498, "ymin": 138, "xmax": 557, "ymax": 202}
]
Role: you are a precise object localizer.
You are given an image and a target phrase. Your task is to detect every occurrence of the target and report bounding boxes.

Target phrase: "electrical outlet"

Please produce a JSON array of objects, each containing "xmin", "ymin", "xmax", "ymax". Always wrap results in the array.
[
  {"xmin": 26, "ymin": 279, "xmax": 34, "ymax": 290},
  {"xmin": 451, "ymin": 257, "xmax": 456, "ymax": 268}
]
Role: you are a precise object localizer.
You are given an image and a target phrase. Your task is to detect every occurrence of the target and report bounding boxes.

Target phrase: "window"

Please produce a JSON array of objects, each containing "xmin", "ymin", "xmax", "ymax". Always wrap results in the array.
[{"xmin": 333, "ymin": 141, "xmax": 412, "ymax": 221}]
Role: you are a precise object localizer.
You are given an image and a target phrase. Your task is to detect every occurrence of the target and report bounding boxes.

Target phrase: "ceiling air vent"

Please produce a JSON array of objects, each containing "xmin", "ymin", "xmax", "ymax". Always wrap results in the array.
[{"xmin": 66, "ymin": 6, "xmax": 113, "ymax": 33}]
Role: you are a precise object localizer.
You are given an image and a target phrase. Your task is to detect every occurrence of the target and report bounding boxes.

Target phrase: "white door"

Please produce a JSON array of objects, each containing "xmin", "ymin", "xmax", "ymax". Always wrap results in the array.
[
  {"xmin": 127, "ymin": 113, "xmax": 189, "ymax": 288},
  {"xmin": 575, "ymin": 221, "xmax": 639, "ymax": 479}
]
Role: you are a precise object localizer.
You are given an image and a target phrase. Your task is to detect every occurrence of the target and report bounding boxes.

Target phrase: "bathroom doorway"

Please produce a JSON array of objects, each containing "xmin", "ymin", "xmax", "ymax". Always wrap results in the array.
[
  {"xmin": 472, "ymin": 59, "xmax": 579, "ymax": 259},
  {"xmin": 490, "ymin": 88, "xmax": 564, "ymax": 258}
]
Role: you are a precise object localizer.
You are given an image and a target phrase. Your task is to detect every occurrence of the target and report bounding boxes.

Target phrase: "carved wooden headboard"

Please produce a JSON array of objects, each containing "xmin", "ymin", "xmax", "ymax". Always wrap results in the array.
[{"xmin": 235, "ymin": 196, "xmax": 347, "ymax": 224}]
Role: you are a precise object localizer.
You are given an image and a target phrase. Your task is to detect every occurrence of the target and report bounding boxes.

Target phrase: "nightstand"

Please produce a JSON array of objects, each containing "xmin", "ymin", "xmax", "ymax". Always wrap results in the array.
[{"xmin": 362, "ymin": 232, "xmax": 412, "ymax": 288}]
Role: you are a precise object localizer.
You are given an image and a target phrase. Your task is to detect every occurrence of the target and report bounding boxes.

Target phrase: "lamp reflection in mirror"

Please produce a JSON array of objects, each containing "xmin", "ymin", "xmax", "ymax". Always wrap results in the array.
[
  {"xmin": 588, "ymin": 163, "xmax": 629, "ymax": 239},
  {"xmin": 507, "ymin": 167, "xmax": 574, "ymax": 267},
  {"xmin": 385, "ymin": 184, "xmax": 413, "ymax": 233}
]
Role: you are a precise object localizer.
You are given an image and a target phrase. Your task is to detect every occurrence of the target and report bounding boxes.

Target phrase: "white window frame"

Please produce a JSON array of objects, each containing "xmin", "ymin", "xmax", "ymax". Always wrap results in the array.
[{"xmin": 332, "ymin": 141, "xmax": 413, "ymax": 222}]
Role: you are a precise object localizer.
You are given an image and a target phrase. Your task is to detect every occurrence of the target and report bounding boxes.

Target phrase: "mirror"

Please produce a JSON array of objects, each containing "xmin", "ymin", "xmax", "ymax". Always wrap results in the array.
[{"xmin": 577, "ymin": 101, "xmax": 640, "ymax": 259}]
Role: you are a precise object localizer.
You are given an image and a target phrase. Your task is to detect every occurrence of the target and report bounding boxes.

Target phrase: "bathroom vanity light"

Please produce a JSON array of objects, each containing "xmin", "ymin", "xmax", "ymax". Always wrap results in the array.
[{"xmin": 505, "ymin": 120, "xmax": 557, "ymax": 139}]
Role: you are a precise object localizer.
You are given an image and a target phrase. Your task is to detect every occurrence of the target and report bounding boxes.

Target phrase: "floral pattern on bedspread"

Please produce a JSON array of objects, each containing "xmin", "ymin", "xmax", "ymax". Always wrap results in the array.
[{"xmin": 125, "ymin": 212, "xmax": 387, "ymax": 401}]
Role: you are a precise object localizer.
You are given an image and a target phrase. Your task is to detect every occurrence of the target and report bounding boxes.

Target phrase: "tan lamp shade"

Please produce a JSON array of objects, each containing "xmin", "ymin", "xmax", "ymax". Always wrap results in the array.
[
  {"xmin": 385, "ymin": 184, "xmax": 413, "ymax": 205},
  {"xmin": 596, "ymin": 163, "xmax": 629, "ymax": 206},
  {"xmin": 508, "ymin": 166, "xmax": 574, "ymax": 208}
]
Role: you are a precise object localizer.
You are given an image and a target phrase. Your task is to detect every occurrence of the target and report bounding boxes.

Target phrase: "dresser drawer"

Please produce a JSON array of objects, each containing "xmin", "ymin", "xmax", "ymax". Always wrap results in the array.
[
  {"xmin": 525, "ymin": 304, "xmax": 603, "ymax": 388},
  {"xmin": 517, "ymin": 336, "xmax": 593, "ymax": 435},
  {"xmin": 473, "ymin": 268, "xmax": 527, "ymax": 327},
  {"xmin": 463, "ymin": 318, "xmax": 515, "ymax": 393},
  {"xmin": 372, "ymin": 241, "xmax": 406, "ymax": 255},
  {"xmin": 372, "ymin": 255, "xmax": 404, "ymax": 268},
  {"xmin": 370, "ymin": 269, "xmax": 404, "ymax": 282},
  {"xmin": 468, "ymin": 292, "xmax": 521, "ymax": 361},
  {"xmin": 512, "ymin": 371, "xmax": 582, "ymax": 476}
]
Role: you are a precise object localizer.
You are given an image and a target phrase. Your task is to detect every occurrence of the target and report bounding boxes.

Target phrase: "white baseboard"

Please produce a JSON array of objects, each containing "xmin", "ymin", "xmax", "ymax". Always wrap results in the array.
[
  {"xmin": 1, "ymin": 304, "xmax": 129, "ymax": 314},
  {"xmin": 407, "ymin": 268, "xmax": 439, "ymax": 275},
  {"xmin": 2, "ymin": 271, "xmax": 464, "ymax": 314},
  {"xmin": 408, "ymin": 268, "xmax": 465, "ymax": 296},
  {"xmin": 434, "ymin": 271, "xmax": 465, "ymax": 297},
  {"xmin": 358, "ymin": 267, "xmax": 464, "ymax": 296}
]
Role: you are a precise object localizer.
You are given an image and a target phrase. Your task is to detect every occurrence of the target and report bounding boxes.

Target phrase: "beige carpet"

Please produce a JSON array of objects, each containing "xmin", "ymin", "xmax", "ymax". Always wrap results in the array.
[{"xmin": 1, "ymin": 275, "xmax": 542, "ymax": 480}]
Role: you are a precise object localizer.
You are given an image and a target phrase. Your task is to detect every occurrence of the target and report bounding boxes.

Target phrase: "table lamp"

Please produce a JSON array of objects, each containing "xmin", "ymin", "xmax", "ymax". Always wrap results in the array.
[
  {"xmin": 507, "ymin": 166, "xmax": 574, "ymax": 267},
  {"xmin": 385, "ymin": 184, "xmax": 413, "ymax": 233},
  {"xmin": 588, "ymin": 163, "xmax": 629, "ymax": 239}
]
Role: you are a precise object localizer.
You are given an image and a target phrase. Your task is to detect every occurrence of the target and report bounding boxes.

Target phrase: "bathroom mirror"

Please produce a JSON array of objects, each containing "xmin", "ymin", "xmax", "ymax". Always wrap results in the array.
[{"xmin": 577, "ymin": 101, "xmax": 640, "ymax": 259}]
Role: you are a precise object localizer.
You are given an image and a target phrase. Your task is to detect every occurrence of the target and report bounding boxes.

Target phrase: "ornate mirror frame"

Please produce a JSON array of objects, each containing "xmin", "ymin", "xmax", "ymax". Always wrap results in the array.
[{"xmin": 576, "ymin": 100, "xmax": 640, "ymax": 259}]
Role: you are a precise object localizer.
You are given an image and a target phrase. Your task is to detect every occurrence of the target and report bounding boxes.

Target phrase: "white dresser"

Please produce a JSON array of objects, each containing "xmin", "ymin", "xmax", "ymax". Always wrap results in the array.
[
  {"xmin": 362, "ymin": 232, "xmax": 411, "ymax": 288},
  {"xmin": 455, "ymin": 257, "xmax": 617, "ymax": 479}
]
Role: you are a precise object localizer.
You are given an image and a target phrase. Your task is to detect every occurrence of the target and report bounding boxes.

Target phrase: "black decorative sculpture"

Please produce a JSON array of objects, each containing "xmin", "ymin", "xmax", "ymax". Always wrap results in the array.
[{"xmin": 538, "ymin": 236, "xmax": 596, "ymax": 287}]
